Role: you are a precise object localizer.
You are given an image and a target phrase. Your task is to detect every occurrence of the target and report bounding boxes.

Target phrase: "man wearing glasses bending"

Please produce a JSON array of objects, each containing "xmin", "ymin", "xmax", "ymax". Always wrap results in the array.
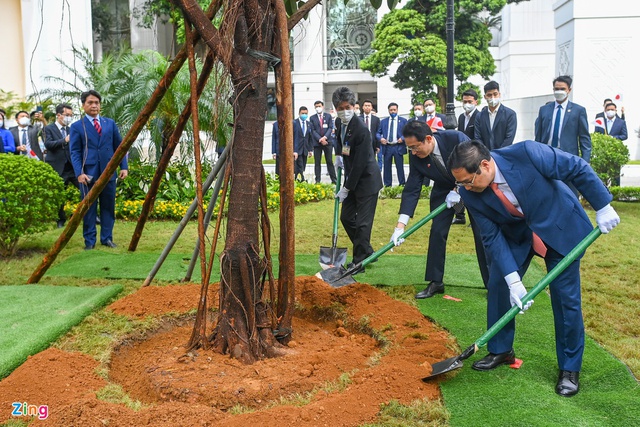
[{"xmin": 389, "ymin": 120, "xmax": 489, "ymax": 299}]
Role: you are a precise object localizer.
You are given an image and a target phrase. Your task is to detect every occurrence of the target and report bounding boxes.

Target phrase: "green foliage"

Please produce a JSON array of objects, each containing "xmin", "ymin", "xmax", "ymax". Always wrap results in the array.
[
  {"xmin": 610, "ymin": 186, "xmax": 640, "ymax": 202},
  {"xmin": 379, "ymin": 184, "xmax": 430, "ymax": 200},
  {"xmin": 0, "ymin": 156, "xmax": 65, "ymax": 256},
  {"xmin": 362, "ymin": 398, "xmax": 450, "ymax": 426},
  {"xmin": 590, "ymin": 132, "xmax": 630, "ymax": 187}
]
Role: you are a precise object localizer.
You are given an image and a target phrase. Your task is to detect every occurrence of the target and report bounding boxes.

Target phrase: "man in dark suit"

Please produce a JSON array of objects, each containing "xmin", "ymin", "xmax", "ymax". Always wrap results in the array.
[
  {"xmin": 449, "ymin": 140, "xmax": 620, "ymax": 397},
  {"xmin": 10, "ymin": 110, "xmax": 44, "ymax": 160},
  {"xmin": 596, "ymin": 98, "xmax": 625, "ymax": 121},
  {"xmin": 293, "ymin": 106, "xmax": 312, "ymax": 182},
  {"xmin": 419, "ymin": 98, "xmax": 446, "ymax": 127},
  {"xmin": 474, "ymin": 81, "xmax": 517, "ymax": 150},
  {"xmin": 333, "ymin": 87, "xmax": 383, "ymax": 270},
  {"xmin": 376, "ymin": 102, "xmax": 408, "ymax": 187},
  {"xmin": 44, "ymin": 104, "xmax": 78, "ymax": 228},
  {"xmin": 360, "ymin": 99, "xmax": 381, "ymax": 170},
  {"xmin": 458, "ymin": 89, "xmax": 479, "ymax": 139},
  {"xmin": 534, "ymin": 75, "xmax": 591, "ymax": 162},
  {"xmin": 390, "ymin": 121, "xmax": 489, "ymax": 298},
  {"xmin": 69, "ymin": 90, "xmax": 128, "ymax": 250},
  {"xmin": 309, "ymin": 100, "xmax": 337, "ymax": 184},
  {"xmin": 594, "ymin": 102, "xmax": 627, "ymax": 141},
  {"xmin": 271, "ymin": 120, "xmax": 282, "ymax": 175}
]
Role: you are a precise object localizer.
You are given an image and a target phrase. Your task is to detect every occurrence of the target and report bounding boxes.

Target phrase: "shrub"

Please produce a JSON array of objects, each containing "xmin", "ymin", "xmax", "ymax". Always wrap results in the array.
[
  {"xmin": 0, "ymin": 155, "xmax": 65, "ymax": 256},
  {"xmin": 610, "ymin": 186, "xmax": 640, "ymax": 202},
  {"xmin": 590, "ymin": 133, "xmax": 630, "ymax": 187}
]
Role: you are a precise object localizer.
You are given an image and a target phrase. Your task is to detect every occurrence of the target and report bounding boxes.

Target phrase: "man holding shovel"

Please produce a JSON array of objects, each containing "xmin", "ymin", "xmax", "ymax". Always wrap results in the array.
[
  {"xmin": 390, "ymin": 121, "xmax": 489, "ymax": 299},
  {"xmin": 448, "ymin": 140, "xmax": 620, "ymax": 396}
]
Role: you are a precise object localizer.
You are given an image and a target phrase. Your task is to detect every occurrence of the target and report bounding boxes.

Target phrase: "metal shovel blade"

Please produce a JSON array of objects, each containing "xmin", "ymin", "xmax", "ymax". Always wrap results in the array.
[
  {"xmin": 422, "ymin": 356, "xmax": 464, "ymax": 381},
  {"xmin": 319, "ymin": 246, "xmax": 348, "ymax": 270},
  {"xmin": 316, "ymin": 264, "xmax": 357, "ymax": 288}
]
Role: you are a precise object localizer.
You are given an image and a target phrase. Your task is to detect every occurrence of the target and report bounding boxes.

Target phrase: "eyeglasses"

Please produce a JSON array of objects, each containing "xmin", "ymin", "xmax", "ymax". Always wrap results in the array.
[
  {"xmin": 407, "ymin": 143, "xmax": 421, "ymax": 153},
  {"xmin": 454, "ymin": 169, "xmax": 481, "ymax": 188}
]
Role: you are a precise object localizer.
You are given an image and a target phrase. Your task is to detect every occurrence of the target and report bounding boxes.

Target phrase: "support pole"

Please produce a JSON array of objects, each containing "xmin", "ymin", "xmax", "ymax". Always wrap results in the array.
[{"xmin": 443, "ymin": 0, "xmax": 457, "ymax": 130}]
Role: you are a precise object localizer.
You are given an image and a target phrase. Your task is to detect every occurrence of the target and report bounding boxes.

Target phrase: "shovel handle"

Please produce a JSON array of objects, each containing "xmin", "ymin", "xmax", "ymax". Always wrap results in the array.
[
  {"xmin": 475, "ymin": 227, "xmax": 602, "ymax": 349},
  {"xmin": 332, "ymin": 167, "xmax": 343, "ymax": 239}
]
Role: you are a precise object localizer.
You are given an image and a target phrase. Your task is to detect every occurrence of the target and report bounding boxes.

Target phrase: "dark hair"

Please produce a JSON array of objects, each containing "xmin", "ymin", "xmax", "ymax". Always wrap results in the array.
[
  {"xmin": 332, "ymin": 87, "xmax": 356, "ymax": 108},
  {"xmin": 553, "ymin": 75, "xmax": 572, "ymax": 89},
  {"xmin": 362, "ymin": 99, "xmax": 373, "ymax": 106},
  {"xmin": 15, "ymin": 110, "xmax": 29, "ymax": 119},
  {"xmin": 0, "ymin": 111, "xmax": 5, "ymax": 129},
  {"xmin": 81, "ymin": 90, "xmax": 102, "ymax": 104},
  {"xmin": 448, "ymin": 140, "xmax": 491, "ymax": 173},
  {"xmin": 387, "ymin": 102, "xmax": 398, "ymax": 109},
  {"xmin": 603, "ymin": 98, "xmax": 612, "ymax": 105},
  {"xmin": 0, "ymin": 108, "xmax": 5, "ymax": 116},
  {"xmin": 423, "ymin": 98, "xmax": 435, "ymax": 104},
  {"xmin": 314, "ymin": 100, "xmax": 324, "ymax": 106},
  {"xmin": 605, "ymin": 102, "xmax": 617, "ymax": 109},
  {"xmin": 402, "ymin": 120, "xmax": 432, "ymax": 141},
  {"xmin": 462, "ymin": 89, "xmax": 478, "ymax": 100},
  {"xmin": 56, "ymin": 104, "xmax": 73, "ymax": 115},
  {"xmin": 413, "ymin": 103, "xmax": 423, "ymax": 108},
  {"xmin": 483, "ymin": 81, "xmax": 499, "ymax": 93},
  {"xmin": 299, "ymin": 106, "xmax": 308, "ymax": 113}
]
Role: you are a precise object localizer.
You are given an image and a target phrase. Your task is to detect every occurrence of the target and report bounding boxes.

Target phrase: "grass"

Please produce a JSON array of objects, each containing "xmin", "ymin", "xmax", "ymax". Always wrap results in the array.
[
  {"xmin": 95, "ymin": 383, "xmax": 145, "ymax": 411},
  {"xmin": 361, "ymin": 399, "xmax": 450, "ymax": 427}
]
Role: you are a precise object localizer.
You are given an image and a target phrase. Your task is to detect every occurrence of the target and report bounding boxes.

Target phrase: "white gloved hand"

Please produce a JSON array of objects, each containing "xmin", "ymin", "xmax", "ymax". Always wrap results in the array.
[
  {"xmin": 445, "ymin": 190, "xmax": 461, "ymax": 208},
  {"xmin": 335, "ymin": 187, "xmax": 349, "ymax": 203},
  {"xmin": 595, "ymin": 204, "xmax": 620, "ymax": 234},
  {"xmin": 390, "ymin": 227, "xmax": 405, "ymax": 246},
  {"xmin": 335, "ymin": 155, "xmax": 344, "ymax": 169},
  {"xmin": 508, "ymin": 280, "xmax": 533, "ymax": 313}
]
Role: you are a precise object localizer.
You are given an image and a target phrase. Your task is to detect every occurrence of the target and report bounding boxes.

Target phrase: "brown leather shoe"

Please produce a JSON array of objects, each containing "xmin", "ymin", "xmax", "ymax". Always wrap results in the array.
[
  {"xmin": 556, "ymin": 370, "xmax": 579, "ymax": 397},
  {"xmin": 472, "ymin": 349, "xmax": 516, "ymax": 371}
]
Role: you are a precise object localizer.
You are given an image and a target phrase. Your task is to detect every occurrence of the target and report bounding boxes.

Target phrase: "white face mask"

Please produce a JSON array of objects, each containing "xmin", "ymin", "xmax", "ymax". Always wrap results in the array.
[
  {"xmin": 63, "ymin": 116, "xmax": 73, "ymax": 126},
  {"xmin": 463, "ymin": 103, "xmax": 475, "ymax": 113},
  {"xmin": 554, "ymin": 90, "xmax": 568, "ymax": 102},
  {"xmin": 337, "ymin": 109, "xmax": 354, "ymax": 124},
  {"xmin": 18, "ymin": 117, "xmax": 31, "ymax": 126},
  {"xmin": 425, "ymin": 105, "xmax": 435, "ymax": 114},
  {"xmin": 354, "ymin": 109, "xmax": 361, "ymax": 116},
  {"xmin": 414, "ymin": 109, "xmax": 423, "ymax": 117},
  {"xmin": 487, "ymin": 98, "xmax": 500, "ymax": 108},
  {"xmin": 605, "ymin": 110, "xmax": 616, "ymax": 119},
  {"xmin": 315, "ymin": 107, "xmax": 324, "ymax": 114}
]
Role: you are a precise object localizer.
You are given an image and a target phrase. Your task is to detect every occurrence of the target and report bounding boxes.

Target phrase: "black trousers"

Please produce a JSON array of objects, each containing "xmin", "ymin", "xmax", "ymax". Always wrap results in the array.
[
  {"xmin": 295, "ymin": 153, "xmax": 308, "ymax": 181},
  {"xmin": 57, "ymin": 163, "xmax": 79, "ymax": 223},
  {"xmin": 313, "ymin": 144, "xmax": 336, "ymax": 184},
  {"xmin": 340, "ymin": 191, "xmax": 378, "ymax": 264}
]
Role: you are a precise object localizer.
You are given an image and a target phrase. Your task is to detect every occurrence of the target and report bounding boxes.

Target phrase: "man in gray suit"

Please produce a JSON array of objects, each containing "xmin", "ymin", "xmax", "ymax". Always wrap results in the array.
[{"xmin": 10, "ymin": 110, "xmax": 43, "ymax": 160}]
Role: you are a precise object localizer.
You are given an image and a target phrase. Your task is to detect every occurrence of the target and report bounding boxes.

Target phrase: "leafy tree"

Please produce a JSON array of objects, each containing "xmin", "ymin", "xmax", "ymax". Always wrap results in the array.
[{"xmin": 590, "ymin": 133, "xmax": 630, "ymax": 187}]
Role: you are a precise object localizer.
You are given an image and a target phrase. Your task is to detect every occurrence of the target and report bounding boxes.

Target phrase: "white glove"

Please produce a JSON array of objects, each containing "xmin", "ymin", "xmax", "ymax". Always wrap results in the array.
[
  {"xmin": 335, "ymin": 155, "xmax": 344, "ymax": 169},
  {"xmin": 445, "ymin": 190, "xmax": 461, "ymax": 208},
  {"xmin": 508, "ymin": 280, "xmax": 533, "ymax": 313},
  {"xmin": 390, "ymin": 227, "xmax": 405, "ymax": 246},
  {"xmin": 335, "ymin": 187, "xmax": 349, "ymax": 203},
  {"xmin": 595, "ymin": 204, "xmax": 620, "ymax": 234}
]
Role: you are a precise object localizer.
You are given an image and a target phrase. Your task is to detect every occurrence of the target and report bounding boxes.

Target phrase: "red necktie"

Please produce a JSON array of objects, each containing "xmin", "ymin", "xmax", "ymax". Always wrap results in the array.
[
  {"xmin": 94, "ymin": 118, "xmax": 102, "ymax": 136},
  {"xmin": 490, "ymin": 182, "xmax": 547, "ymax": 257},
  {"xmin": 319, "ymin": 114, "xmax": 323, "ymax": 128},
  {"xmin": 365, "ymin": 115, "xmax": 369, "ymax": 128}
]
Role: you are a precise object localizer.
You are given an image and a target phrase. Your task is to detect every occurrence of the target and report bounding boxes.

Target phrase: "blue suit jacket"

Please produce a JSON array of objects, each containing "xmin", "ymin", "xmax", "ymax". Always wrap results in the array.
[
  {"xmin": 534, "ymin": 101, "xmax": 591, "ymax": 162},
  {"xmin": 309, "ymin": 112, "xmax": 333, "ymax": 147},
  {"xmin": 376, "ymin": 115, "xmax": 408, "ymax": 154},
  {"xmin": 293, "ymin": 118, "xmax": 312, "ymax": 155},
  {"xmin": 460, "ymin": 141, "xmax": 611, "ymax": 280},
  {"xmin": 594, "ymin": 117, "xmax": 628, "ymax": 141},
  {"xmin": 474, "ymin": 105, "xmax": 517, "ymax": 150},
  {"xmin": 271, "ymin": 121, "xmax": 279, "ymax": 155},
  {"xmin": 69, "ymin": 116, "xmax": 128, "ymax": 181}
]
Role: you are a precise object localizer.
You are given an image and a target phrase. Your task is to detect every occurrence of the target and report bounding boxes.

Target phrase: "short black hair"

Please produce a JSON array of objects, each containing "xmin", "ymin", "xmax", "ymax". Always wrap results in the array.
[
  {"xmin": 56, "ymin": 104, "xmax": 73, "ymax": 115},
  {"xmin": 483, "ymin": 81, "xmax": 499, "ymax": 93},
  {"xmin": 81, "ymin": 89, "xmax": 102, "ymax": 104},
  {"xmin": 314, "ymin": 100, "xmax": 324, "ymax": 106},
  {"xmin": 462, "ymin": 89, "xmax": 478, "ymax": 100},
  {"xmin": 605, "ymin": 102, "xmax": 617, "ymax": 109},
  {"xmin": 423, "ymin": 97, "xmax": 435, "ymax": 104},
  {"xmin": 362, "ymin": 99, "xmax": 373, "ymax": 106},
  {"xmin": 448, "ymin": 140, "xmax": 491, "ymax": 173},
  {"xmin": 387, "ymin": 102, "xmax": 398, "ymax": 109},
  {"xmin": 332, "ymin": 87, "xmax": 356, "ymax": 108},
  {"xmin": 15, "ymin": 110, "xmax": 29, "ymax": 119},
  {"xmin": 553, "ymin": 75, "xmax": 573, "ymax": 89},
  {"xmin": 603, "ymin": 98, "xmax": 612, "ymax": 105},
  {"xmin": 402, "ymin": 119, "xmax": 432, "ymax": 141},
  {"xmin": 299, "ymin": 106, "xmax": 308, "ymax": 113}
]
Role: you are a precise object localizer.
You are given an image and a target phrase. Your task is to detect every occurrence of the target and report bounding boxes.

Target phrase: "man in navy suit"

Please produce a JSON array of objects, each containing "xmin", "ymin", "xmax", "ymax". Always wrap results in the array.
[
  {"xmin": 10, "ymin": 110, "xmax": 44, "ymax": 160},
  {"xmin": 376, "ymin": 102, "xmax": 408, "ymax": 187},
  {"xmin": 449, "ymin": 140, "xmax": 620, "ymax": 397},
  {"xmin": 360, "ymin": 100, "xmax": 381, "ymax": 170},
  {"xmin": 389, "ymin": 121, "xmax": 489, "ymax": 298},
  {"xmin": 309, "ymin": 100, "xmax": 337, "ymax": 184},
  {"xmin": 293, "ymin": 106, "xmax": 312, "ymax": 182},
  {"xmin": 534, "ymin": 75, "xmax": 591, "ymax": 162},
  {"xmin": 474, "ymin": 81, "xmax": 517, "ymax": 150},
  {"xmin": 70, "ymin": 90, "xmax": 128, "ymax": 250},
  {"xmin": 418, "ymin": 98, "xmax": 446, "ymax": 127},
  {"xmin": 594, "ymin": 102, "xmax": 628, "ymax": 141}
]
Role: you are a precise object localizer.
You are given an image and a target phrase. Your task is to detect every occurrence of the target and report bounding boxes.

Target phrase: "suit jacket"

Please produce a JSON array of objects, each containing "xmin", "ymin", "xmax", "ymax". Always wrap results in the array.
[
  {"xmin": 418, "ymin": 113, "xmax": 447, "ymax": 124},
  {"xmin": 271, "ymin": 121, "xmax": 279, "ymax": 155},
  {"xmin": 594, "ymin": 117, "xmax": 628, "ymax": 141},
  {"xmin": 0, "ymin": 128, "xmax": 15, "ymax": 153},
  {"xmin": 458, "ymin": 109, "xmax": 478, "ymax": 139},
  {"xmin": 334, "ymin": 116, "xmax": 383, "ymax": 196},
  {"xmin": 359, "ymin": 113, "xmax": 380, "ymax": 152},
  {"xmin": 10, "ymin": 125, "xmax": 43, "ymax": 160},
  {"xmin": 293, "ymin": 118, "xmax": 312, "ymax": 155},
  {"xmin": 69, "ymin": 116, "xmax": 128, "ymax": 182},
  {"xmin": 460, "ymin": 141, "xmax": 611, "ymax": 279},
  {"xmin": 474, "ymin": 105, "xmax": 517, "ymax": 150},
  {"xmin": 400, "ymin": 130, "xmax": 469, "ymax": 217},
  {"xmin": 534, "ymin": 101, "xmax": 591, "ymax": 162},
  {"xmin": 376, "ymin": 115, "xmax": 408, "ymax": 155},
  {"xmin": 309, "ymin": 112, "xmax": 333, "ymax": 147},
  {"xmin": 44, "ymin": 123, "xmax": 72, "ymax": 175}
]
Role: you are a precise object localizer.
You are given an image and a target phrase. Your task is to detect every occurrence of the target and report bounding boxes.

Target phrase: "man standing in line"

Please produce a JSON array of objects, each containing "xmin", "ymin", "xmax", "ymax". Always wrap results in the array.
[
  {"xmin": 419, "ymin": 98, "xmax": 446, "ymax": 128},
  {"xmin": 360, "ymin": 100, "xmax": 381, "ymax": 170},
  {"xmin": 594, "ymin": 102, "xmax": 627, "ymax": 141},
  {"xmin": 309, "ymin": 100, "xmax": 337, "ymax": 184},
  {"xmin": 69, "ymin": 90, "xmax": 128, "ymax": 250},
  {"xmin": 376, "ymin": 102, "xmax": 408, "ymax": 187},
  {"xmin": 44, "ymin": 104, "xmax": 78, "ymax": 228},
  {"xmin": 390, "ymin": 121, "xmax": 489, "ymax": 298},
  {"xmin": 293, "ymin": 106, "xmax": 312, "ymax": 182},
  {"xmin": 534, "ymin": 75, "xmax": 591, "ymax": 162},
  {"xmin": 333, "ymin": 87, "xmax": 383, "ymax": 273},
  {"xmin": 449, "ymin": 140, "xmax": 619, "ymax": 397},
  {"xmin": 10, "ymin": 110, "xmax": 44, "ymax": 160},
  {"xmin": 474, "ymin": 81, "xmax": 517, "ymax": 150}
]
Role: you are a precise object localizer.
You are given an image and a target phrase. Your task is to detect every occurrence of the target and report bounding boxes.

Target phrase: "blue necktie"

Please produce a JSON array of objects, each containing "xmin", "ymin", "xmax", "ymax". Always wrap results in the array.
[
  {"xmin": 301, "ymin": 120, "xmax": 306, "ymax": 136},
  {"xmin": 551, "ymin": 105, "xmax": 562, "ymax": 148}
]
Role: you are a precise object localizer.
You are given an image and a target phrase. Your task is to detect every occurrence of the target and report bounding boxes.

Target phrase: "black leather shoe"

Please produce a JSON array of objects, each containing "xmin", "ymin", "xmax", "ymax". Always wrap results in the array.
[
  {"xmin": 556, "ymin": 370, "xmax": 579, "ymax": 397},
  {"xmin": 415, "ymin": 281, "xmax": 444, "ymax": 299},
  {"xmin": 101, "ymin": 240, "xmax": 117, "ymax": 248},
  {"xmin": 57, "ymin": 220, "xmax": 65, "ymax": 228},
  {"xmin": 452, "ymin": 216, "xmax": 466, "ymax": 225},
  {"xmin": 472, "ymin": 349, "xmax": 516, "ymax": 371},
  {"xmin": 84, "ymin": 245, "xmax": 95, "ymax": 250}
]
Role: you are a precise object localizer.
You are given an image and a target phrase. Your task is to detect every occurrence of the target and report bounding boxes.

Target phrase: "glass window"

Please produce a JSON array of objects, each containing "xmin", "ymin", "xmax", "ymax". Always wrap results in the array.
[
  {"xmin": 326, "ymin": 0, "xmax": 377, "ymax": 70},
  {"xmin": 92, "ymin": 0, "xmax": 131, "ymax": 54}
]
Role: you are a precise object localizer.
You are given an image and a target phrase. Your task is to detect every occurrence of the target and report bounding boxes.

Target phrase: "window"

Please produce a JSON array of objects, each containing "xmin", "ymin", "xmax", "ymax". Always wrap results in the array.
[{"xmin": 326, "ymin": 0, "xmax": 377, "ymax": 70}]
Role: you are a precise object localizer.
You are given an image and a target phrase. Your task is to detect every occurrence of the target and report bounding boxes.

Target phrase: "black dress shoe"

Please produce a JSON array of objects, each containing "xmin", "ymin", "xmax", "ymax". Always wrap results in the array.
[
  {"xmin": 472, "ymin": 349, "xmax": 516, "ymax": 371},
  {"xmin": 101, "ymin": 240, "xmax": 117, "ymax": 248},
  {"xmin": 556, "ymin": 370, "xmax": 579, "ymax": 397},
  {"xmin": 415, "ymin": 281, "xmax": 444, "ymax": 299},
  {"xmin": 57, "ymin": 220, "xmax": 65, "ymax": 228},
  {"xmin": 452, "ymin": 216, "xmax": 466, "ymax": 225},
  {"xmin": 84, "ymin": 245, "xmax": 95, "ymax": 250}
]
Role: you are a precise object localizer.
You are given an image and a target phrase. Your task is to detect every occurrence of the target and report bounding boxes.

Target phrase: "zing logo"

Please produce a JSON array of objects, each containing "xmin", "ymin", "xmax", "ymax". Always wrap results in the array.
[{"xmin": 11, "ymin": 402, "xmax": 49, "ymax": 420}]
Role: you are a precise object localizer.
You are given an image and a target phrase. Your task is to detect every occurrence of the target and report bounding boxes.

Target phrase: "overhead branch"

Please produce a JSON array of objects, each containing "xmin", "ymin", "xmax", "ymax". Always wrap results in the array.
[{"xmin": 287, "ymin": 0, "xmax": 322, "ymax": 31}]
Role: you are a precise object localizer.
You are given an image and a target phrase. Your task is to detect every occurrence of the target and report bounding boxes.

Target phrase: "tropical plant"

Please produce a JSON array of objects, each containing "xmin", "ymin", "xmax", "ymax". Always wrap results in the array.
[{"xmin": 590, "ymin": 132, "xmax": 630, "ymax": 187}]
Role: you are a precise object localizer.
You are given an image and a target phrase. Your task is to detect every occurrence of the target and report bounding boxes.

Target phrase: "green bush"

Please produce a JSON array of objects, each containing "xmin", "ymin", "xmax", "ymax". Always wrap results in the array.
[
  {"xmin": 610, "ymin": 186, "xmax": 640, "ymax": 202},
  {"xmin": 0, "ymin": 155, "xmax": 65, "ymax": 256},
  {"xmin": 379, "ymin": 185, "xmax": 431, "ymax": 200},
  {"xmin": 590, "ymin": 133, "xmax": 630, "ymax": 187}
]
